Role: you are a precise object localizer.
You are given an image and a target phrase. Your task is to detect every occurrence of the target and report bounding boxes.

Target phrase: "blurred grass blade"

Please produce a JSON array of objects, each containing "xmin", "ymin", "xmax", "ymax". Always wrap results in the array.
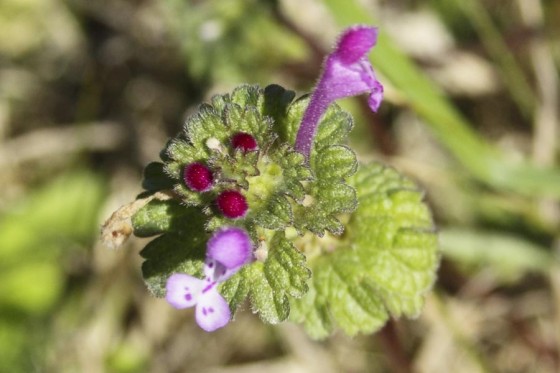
[
  {"xmin": 440, "ymin": 228, "xmax": 555, "ymax": 279},
  {"xmin": 323, "ymin": 0, "xmax": 560, "ymax": 198},
  {"xmin": 451, "ymin": 0, "xmax": 535, "ymax": 117}
]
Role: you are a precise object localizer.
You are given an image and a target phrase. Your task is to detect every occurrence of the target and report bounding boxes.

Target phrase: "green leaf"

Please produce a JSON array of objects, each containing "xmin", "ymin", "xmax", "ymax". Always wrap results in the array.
[
  {"xmin": 230, "ymin": 84, "xmax": 261, "ymax": 109},
  {"xmin": 133, "ymin": 199, "xmax": 209, "ymax": 297},
  {"xmin": 252, "ymin": 194, "xmax": 293, "ymax": 230},
  {"xmin": 186, "ymin": 104, "xmax": 227, "ymax": 149},
  {"xmin": 291, "ymin": 163, "xmax": 439, "ymax": 337},
  {"xmin": 273, "ymin": 144, "xmax": 313, "ymax": 201},
  {"xmin": 314, "ymin": 145, "xmax": 358, "ymax": 180},
  {"xmin": 290, "ymin": 250, "xmax": 389, "ymax": 339},
  {"xmin": 140, "ymin": 233, "xmax": 207, "ymax": 297},
  {"xmin": 279, "ymin": 95, "xmax": 308, "ymax": 145},
  {"xmin": 312, "ymin": 105, "xmax": 353, "ymax": 151},
  {"xmin": 264, "ymin": 234, "xmax": 310, "ymax": 298},
  {"xmin": 222, "ymin": 103, "xmax": 276, "ymax": 148},
  {"xmin": 221, "ymin": 233, "xmax": 310, "ymax": 323},
  {"xmin": 294, "ymin": 181, "xmax": 357, "ymax": 236},
  {"xmin": 261, "ymin": 84, "xmax": 296, "ymax": 139},
  {"xmin": 289, "ymin": 285, "xmax": 332, "ymax": 339},
  {"xmin": 132, "ymin": 199, "xmax": 206, "ymax": 237},
  {"xmin": 142, "ymin": 162, "xmax": 174, "ymax": 191}
]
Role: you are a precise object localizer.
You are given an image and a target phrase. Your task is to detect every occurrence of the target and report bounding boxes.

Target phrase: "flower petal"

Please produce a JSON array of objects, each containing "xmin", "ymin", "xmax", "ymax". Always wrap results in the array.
[
  {"xmin": 295, "ymin": 25, "xmax": 383, "ymax": 159},
  {"xmin": 368, "ymin": 79, "xmax": 384, "ymax": 112},
  {"xmin": 322, "ymin": 29, "xmax": 383, "ymax": 104},
  {"xmin": 206, "ymin": 227, "xmax": 252, "ymax": 269},
  {"xmin": 165, "ymin": 273, "xmax": 204, "ymax": 309},
  {"xmin": 195, "ymin": 288, "xmax": 231, "ymax": 332},
  {"xmin": 204, "ymin": 257, "xmax": 238, "ymax": 282},
  {"xmin": 334, "ymin": 25, "xmax": 378, "ymax": 64}
]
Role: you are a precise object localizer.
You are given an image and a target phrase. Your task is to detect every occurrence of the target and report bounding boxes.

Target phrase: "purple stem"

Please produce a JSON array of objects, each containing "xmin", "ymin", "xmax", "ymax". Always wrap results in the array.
[{"xmin": 294, "ymin": 82, "xmax": 329, "ymax": 160}]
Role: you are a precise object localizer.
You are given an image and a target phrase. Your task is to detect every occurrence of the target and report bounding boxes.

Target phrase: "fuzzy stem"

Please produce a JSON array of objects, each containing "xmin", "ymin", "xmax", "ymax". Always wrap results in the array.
[{"xmin": 294, "ymin": 83, "xmax": 329, "ymax": 159}]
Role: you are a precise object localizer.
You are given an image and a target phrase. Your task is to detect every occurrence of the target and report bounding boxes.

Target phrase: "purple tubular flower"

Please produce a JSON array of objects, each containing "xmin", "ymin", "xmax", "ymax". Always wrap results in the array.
[
  {"xmin": 294, "ymin": 25, "xmax": 384, "ymax": 159},
  {"xmin": 165, "ymin": 227, "xmax": 253, "ymax": 332},
  {"xmin": 206, "ymin": 227, "xmax": 252, "ymax": 271}
]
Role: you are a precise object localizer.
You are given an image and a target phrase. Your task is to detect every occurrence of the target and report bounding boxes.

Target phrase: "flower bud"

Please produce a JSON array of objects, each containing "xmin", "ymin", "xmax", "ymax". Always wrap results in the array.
[
  {"xmin": 231, "ymin": 132, "xmax": 258, "ymax": 152},
  {"xmin": 216, "ymin": 190, "xmax": 248, "ymax": 218},
  {"xmin": 183, "ymin": 162, "xmax": 213, "ymax": 192}
]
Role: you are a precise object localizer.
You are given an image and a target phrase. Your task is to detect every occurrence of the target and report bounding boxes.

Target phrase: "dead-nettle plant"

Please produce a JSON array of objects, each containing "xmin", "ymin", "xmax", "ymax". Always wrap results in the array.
[{"xmin": 102, "ymin": 26, "xmax": 439, "ymax": 337}]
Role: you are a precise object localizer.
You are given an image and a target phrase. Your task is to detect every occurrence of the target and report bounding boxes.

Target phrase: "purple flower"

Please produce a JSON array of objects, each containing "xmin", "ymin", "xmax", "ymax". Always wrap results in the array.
[
  {"xmin": 165, "ymin": 227, "xmax": 252, "ymax": 332},
  {"xmin": 206, "ymin": 227, "xmax": 253, "ymax": 273},
  {"xmin": 295, "ymin": 25, "xmax": 384, "ymax": 159}
]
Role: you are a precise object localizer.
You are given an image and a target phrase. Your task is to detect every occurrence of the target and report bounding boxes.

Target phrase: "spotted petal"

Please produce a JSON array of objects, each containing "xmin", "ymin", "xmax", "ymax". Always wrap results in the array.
[
  {"xmin": 196, "ymin": 287, "xmax": 231, "ymax": 332},
  {"xmin": 165, "ymin": 273, "xmax": 205, "ymax": 309},
  {"xmin": 204, "ymin": 258, "xmax": 238, "ymax": 283}
]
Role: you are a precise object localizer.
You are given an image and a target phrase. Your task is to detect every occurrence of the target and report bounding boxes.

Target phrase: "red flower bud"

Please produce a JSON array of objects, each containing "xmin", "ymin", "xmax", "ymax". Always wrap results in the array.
[
  {"xmin": 231, "ymin": 132, "xmax": 258, "ymax": 152},
  {"xmin": 217, "ymin": 190, "xmax": 248, "ymax": 218},
  {"xmin": 183, "ymin": 162, "xmax": 213, "ymax": 192}
]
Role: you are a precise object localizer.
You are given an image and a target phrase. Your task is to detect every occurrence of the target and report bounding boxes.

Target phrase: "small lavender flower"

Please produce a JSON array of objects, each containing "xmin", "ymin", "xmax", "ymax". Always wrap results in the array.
[
  {"xmin": 165, "ymin": 227, "xmax": 252, "ymax": 332},
  {"xmin": 295, "ymin": 25, "xmax": 384, "ymax": 159}
]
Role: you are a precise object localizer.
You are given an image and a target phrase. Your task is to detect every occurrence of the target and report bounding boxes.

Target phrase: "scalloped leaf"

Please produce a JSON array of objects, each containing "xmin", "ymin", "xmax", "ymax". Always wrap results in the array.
[
  {"xmin": 252, "ymin": 194, "xmax": 293, "ymax": 230},
  {"xmin": 316, "ymin": 182, "xmax": 357, "ymax": 213},
  {"xmin": 132, "ymin": 199, "xmax": 206, "ymax": 237},
  {"xmin": 290, "ymin": 249, "xmax": 390, "ymax": 339},
  {"xmin": 312, "ymin": 107, "xmax": 353, "ymax": 152},
  {"xmin": 272, "ymin": 144, "xmax": 313, "ymax": 202},
  {"xmin": 261, "ymin": 84, "xmax": 296, "ymax": 140},
  {"xmin": 290, "ymin": 132, "xmax": 358, "ymax": 236},
  {"xmin": 132, "ymin": 199, "xmax": 209, "ymax": 296},
  {"xmin": 220, "ymin": 233, "xmax": 310, "ymax": 323},
  {"xmin": 275, "ymin": 94, "xmax": 307, "ymax": 145},
  {"xmin": 279, "ymin": 95, "xmax": 353, "ymax": 151},
  {"xmin": 186, "ymin": 104, "xmax": 228, "ymax": 148},
  {"xmin": 142, "ymin": 162, "xmax": 175, "ymax": 192},
  {"xmin": 140, "ymin": 233, "xmax": 207, "ymax": 297},
  {"xmin": 314, "ymin": 145, "xmax": 358, "ymax": 180},
  {"xmin": 165, "ymin": 138, "xmax": 207, "ymax": 177},
  {"xmin": 230, "ymin": 84, "xmax": 261, "ymax": 109},
  {"xmin": 222, "ymin": 103, "xmax": 276, "ymax": 148},
  {"xmin": 291, "ymin": 163, "xmax": 439, "ymax": 338},
  {"xmin": 293, "ymin": 181, "xmax": 357, "ymax": 236}
]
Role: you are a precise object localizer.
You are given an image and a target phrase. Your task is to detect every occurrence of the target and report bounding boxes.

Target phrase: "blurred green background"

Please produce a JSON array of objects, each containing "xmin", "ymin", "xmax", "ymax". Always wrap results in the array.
[{"xmin": 1, "ymin": 0, "xmax": 559, "ymax": 372}]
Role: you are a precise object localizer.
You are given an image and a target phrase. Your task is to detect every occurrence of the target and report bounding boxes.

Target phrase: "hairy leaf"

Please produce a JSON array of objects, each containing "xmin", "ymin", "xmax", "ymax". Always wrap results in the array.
[
  {"xmin": 132, "ymin": 199, "xmax": 209, "ymax": 296},
  {"xmin": 221, "ymin": 233, "xmax": 310, "ymax": 323},
  {"xmin": 291, "ymin": 163, "xmax": 439, "ymax": 337}
]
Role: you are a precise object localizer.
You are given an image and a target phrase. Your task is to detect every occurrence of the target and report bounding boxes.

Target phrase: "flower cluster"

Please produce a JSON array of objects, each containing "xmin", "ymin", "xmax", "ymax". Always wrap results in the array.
[
  {"xmin": 112, "ymin": 24, "xmax": 440, "ymax": 339},
  {"xmin": 160, "ymin": 25, "xmax": 385, "ymax": 332},
  {"xmin": 166, "ymin": 227, "xmax": 253, "ymax": 331},
  {"xmin": 181, "ymin": 132, "xmax": 260, "ymax": 219}
]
